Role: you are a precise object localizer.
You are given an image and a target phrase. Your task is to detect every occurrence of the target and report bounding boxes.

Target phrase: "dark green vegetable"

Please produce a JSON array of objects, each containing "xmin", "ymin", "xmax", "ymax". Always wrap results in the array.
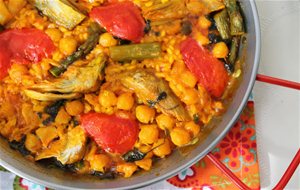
[
  {"xmin": 224, "ymin": 0, "xmax": 245, "ymax": 35},
  {"xmin": 9, "ymin": 136, "xmax": 30, "ymax": 156},
  {"xmin": 49, "ymin": 22, "xmax": 103, "ymax": 77},
  {"xmin": 122, "ymin": 148, "xmax": 146, "ymax": 162},
  {"xmin": 181, "ymin": 20, "xmax": 192, "ymax": 36},
  {"xmin": 193, "ymin": 114, "xmax": 200, "ymax": 124},
  {"xmin": 43, "ymin": 100, "xmax": 65, "ymax": 125},
  {"xmin": 147, "ymin": 91, "xmax": 167, "ymax": 108},
  {"xmin": 29, "ymin": 0, "xmax": 86, "ymax": 30},
  {"xmin": 144, "ymin": 19, "xmax": 151, "ymax": 33},
  {"xmin": 227, "ymin": 36, "xmax": 240, "ymax": 66},
  {"xmin": 109, "ymin": 42, "xmax": 161, "ymax": 62},
  {"xmin": 208, "ymin": 32, "xmax": 222, "ymax": 44},
  {"xmin": 214, "ymin": 9, "xmax": 231, "ymax": 40}
]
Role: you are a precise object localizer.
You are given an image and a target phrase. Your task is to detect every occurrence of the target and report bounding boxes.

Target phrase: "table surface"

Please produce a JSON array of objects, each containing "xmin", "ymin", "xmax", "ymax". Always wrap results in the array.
[{"xmin": 253, "ymin": 1, "xmax": 300, "ymax": 189}]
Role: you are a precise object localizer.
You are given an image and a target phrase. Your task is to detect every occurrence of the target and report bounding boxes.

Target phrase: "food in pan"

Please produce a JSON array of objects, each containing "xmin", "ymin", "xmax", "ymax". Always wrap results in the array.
[{"xmin": 0, "ymin": 0, "xmax": 245, "ymax": 179}]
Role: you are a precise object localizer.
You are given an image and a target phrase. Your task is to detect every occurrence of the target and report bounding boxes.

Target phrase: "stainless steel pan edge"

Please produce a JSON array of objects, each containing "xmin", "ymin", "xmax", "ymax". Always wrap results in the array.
[{"xmin": 0, "ymin": 1, "xmax": 261, "ymax": 189}]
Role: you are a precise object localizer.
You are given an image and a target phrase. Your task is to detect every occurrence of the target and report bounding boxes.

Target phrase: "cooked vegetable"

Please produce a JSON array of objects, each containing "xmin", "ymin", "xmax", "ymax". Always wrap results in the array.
[
  {"xmin": 36, "ymin": 126, "xmax": 87, "ymax": 164},
  {"xmin": 200, "ymin": 0, "xmax": 225, "ymax": 13},
  {"xmin": 214, "ymin": 9, "xmax": 231, "ymax": 40},
  {"xmin": 50, "ymin": 22, "xmax": 103, "ymax": 77},
  {"xmin": 0, "ymin": 0, "xmax": 12, "ymax": 25},
  {"xmin": 56, "ymin": 126, "xmax": 87, "ymax": 164},
  {"xmin": 180, "ymin": 38, "xmax": 229, "ymax": 98},
  {"xmin": 224, "ymin": 0, "xmax": 245, "ymax": 35},
  {"xmin": 0, "ymin": 28, "xmax": 55, "ymax": 79},
  {"xmin": 25, "ymin": 55, "xmax": 106, "ymax": 101},
  {"xmin": 110, "ymin": 43, "xmax": 161, "ymax": 62},
  {"xmin": 122, "ymin": 148, "xmax": 146, "ymax": 162},
  {"xmin": 6, "ymin": 0, "xmax": 27, "ymax": 15},
  {"xmin": 142, "ymin": 0, "xmax": 188, "ymax": 22},
  {"xmin": 29, "ymin": 0, "xmax": 86, "ymax": 30},
  {"xmin": 227, "ymin": 36, "xmax": 240, "ymax": 70},
  {"xmin": 24, "ymin": 90, "xmax": 81, "ymax": 101},
  {"xmin": 80, "ymin": 113, "xmax": 139, "ymax": 154},
  {"xmin": 119, "ymin": 69, "xmax": 191, "ymax": 121},
  {"xmin": 90, "ymin": 1, "xmax": 145, "ymax": 42}
]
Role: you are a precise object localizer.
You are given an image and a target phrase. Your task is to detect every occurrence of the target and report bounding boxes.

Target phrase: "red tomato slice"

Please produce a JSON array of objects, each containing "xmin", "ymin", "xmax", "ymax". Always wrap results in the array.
[
  {"xmin": 90, "ymin": 1, "xmax": 145, "ymax": 43},
  {"xmin": 180, "ymin": 37, "xmax": 229, "ymax": 98},
  {"xmin": 0, "ymin": 28, "xmax": 55, "ymax": 79},
  {"xmin": 80, "ymin": 112, "xmax": 139, "ymax": 154}
]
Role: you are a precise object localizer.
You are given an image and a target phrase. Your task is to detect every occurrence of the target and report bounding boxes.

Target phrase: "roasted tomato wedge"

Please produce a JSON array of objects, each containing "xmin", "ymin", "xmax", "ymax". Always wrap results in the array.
[
  {"xmin": 0, "ymin": 28, "xmax": 55, "ymax": 79},
  {"xmin": 90, "ymin": 1, "xmax": 145, "ymax": 43},
  {"xmin": 80, "ymin": 112, "xmax": 139, "ymax": 154},
  {"xmin": 180, "ymin": 37, "xmax": 229, "ymax": 97}
]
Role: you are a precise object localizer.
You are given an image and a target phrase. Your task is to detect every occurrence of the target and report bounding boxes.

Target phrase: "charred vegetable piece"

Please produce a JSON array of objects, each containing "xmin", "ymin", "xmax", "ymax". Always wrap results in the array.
[
  {"xmin": 180, "ymin": 38, "xmax": 228, "ymax": 98},
  {"xmin": 119, "ymin": 69, "xmax": 191, "ymax": 121},
  {"xmin": 29, "ymin": 0, "xmax": 86, "ymax": 30},
  {"xmin": 9, "ymin": 136, "xmax": 30, "ymax": 156},
  {"xmin": 224, "ymin": 0, "xmax": 245, "ymax": 35},
  {"xmin": 122, "ymin": 148, "xmax": 146, "ymax": 162},
  {"xmin": 214, "ymin": 9, "xmax": 231, "ymax": 40},
  {"xmin": 50, "ymin": 22, "xmax": 103, "ymax": 77},
  {"xmin": 110, "ymin": 43, "xmax": 161, "ymax": 62},
  {"xmin": 208, "ymin": 32, "xmax": 222, "ymax": 44},
  {"xmin": 201, "ymin": 0, "xmax": 225, "ymax": 13},
  {"xmin": 80, "ymin": 113, "xmax": 139, "ymax": 154},
  {"xmin": 193, "ymin": 114, "xmax": 200, "ymax": 124},
  {"xmin": 144, "ymin": 20, "xmax": 151, "ymax": 34},
  {"xmin": 0, "ymin": 0, "xmax": 12, "ymax": 25},
  {"xmin": 142, "ymin": 0, "xmax": 187, "ymax": 22},
  {"xmin": 181, "ymin": 20, "xmax": 193, "ymax": 36},
  {"xmin": 227, "ymin": 36, "xmax": 240, "ymax": 65},
  {"xmin": 90, "ymin": 1, "xmax": 145, "ymax": 43},
  {"xmin": 43, "ymin": 100, "xmax": 65, "ymax": 124}
]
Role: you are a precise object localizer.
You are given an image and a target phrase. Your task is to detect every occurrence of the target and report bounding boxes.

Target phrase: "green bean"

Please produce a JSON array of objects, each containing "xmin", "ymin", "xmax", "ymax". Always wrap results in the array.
[
  {"xmin": 224, "ymin": 0, "xmax": 245, "ymax": 35},
  {"xmin": 49, "ymin": 22, "xmax": 103, "ymax": 77},
  {"xmin": 214, "ymin": 9, "xmax": 231, "ymax": 40},
  {"xmin": 109, "ymin": 43, "xmax": 161, "ymax": 62}
]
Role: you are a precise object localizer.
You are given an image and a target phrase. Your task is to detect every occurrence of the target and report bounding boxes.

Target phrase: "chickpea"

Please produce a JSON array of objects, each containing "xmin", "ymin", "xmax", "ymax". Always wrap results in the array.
[
  {"xmin": 117, "ymin": 93, "xmax": 134, "ymax": 110},
  {"xmin": 170, "ymin": 127, "xmax": 191, "ymax": 146},
  {"xmin": 45, "ymin": 28, "xmax": 62, "ymax": 42},
  {"xmin": 180, "ymin": 70, "xmax": 197, "ymax": 88},
  {"xmin": 182, "ymin": 88, "xmax": 199, "ymax": 105},
  {"xmin": 99, "ymin": 90, "xmax": 117, "ymax": 108},
  {"xmin": 65, "ymin": 100, "xmax": 84, "ymax": 116},
  {"xmin": 212, "ymin": 42, "xmax": 229, "ymax": 58},
  {"xmin": 184, "ymin": 121, "xmax": 200, "ymax": 137},
  {"xmin": 198, "ymin": 16, "xmax": 211, "ymax": 29},
  {"xmin": 59, "ymin": 37, "xmax": 78, "ymax": 55},
  {"xmin": 89, "ymin": 154, "xmax": 110, "ymax": 173},
  {"xmin": 139, "ymin": 125, "xmax": 159, "ymax": 144},
  {"xmin": 153, "ymin": 139, "xmax": 172, "ymax": 158},
  {"xmin": 156, "ymin": 114, "xmax": 175, "ymax": 130},
  {"xmin": 135, "ymin": 158, "xmax": 152, "ymax": 171},
  {"xmin": 99, "ymin": 33, "xmax": 117, "ymax": 47},
  {"xmin": 117, "ymin": 163, "xmax": 137, "ymax": 178},
  {"xmin": 135, "ymin": 105, "xmax": 155, "ymax": 124},
  {"xmin": 195, "ymin": 32, "xmax": 210, "ymax": 46}
]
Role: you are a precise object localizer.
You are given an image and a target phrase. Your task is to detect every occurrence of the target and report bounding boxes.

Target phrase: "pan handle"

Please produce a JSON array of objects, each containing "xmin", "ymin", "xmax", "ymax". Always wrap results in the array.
[
  {"xmin": 207, "ymin": 148, "xmax": 300, "ymax": 190},
  {"xmin": 256, "ymin": 74, "xmax": 300, "ymax": 90}
]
